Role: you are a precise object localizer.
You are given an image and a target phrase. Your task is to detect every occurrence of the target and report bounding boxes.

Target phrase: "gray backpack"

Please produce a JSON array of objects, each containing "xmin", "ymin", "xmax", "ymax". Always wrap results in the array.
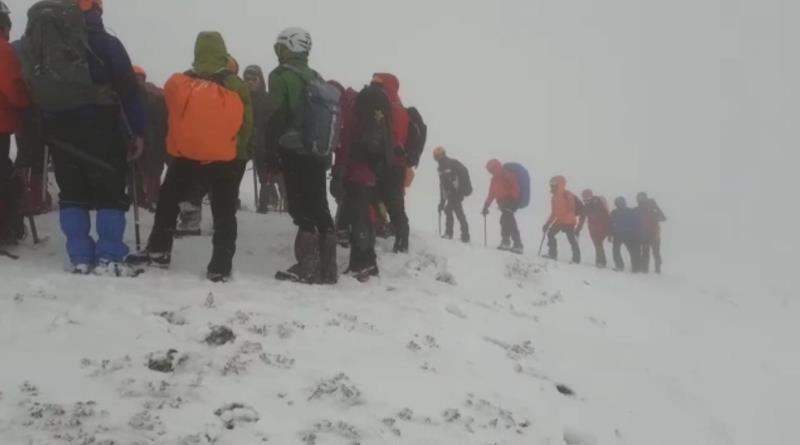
[
  {"xmin": 278, "ymin": 65, "xmax": 342, "ymax": 163},
  {"xmin": 19, "ymin": 0, "xmax": 116, "ymax": 111}
]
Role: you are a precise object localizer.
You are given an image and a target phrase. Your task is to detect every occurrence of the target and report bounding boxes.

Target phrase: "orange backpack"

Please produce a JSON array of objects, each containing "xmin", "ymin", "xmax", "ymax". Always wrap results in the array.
[{"xmin": 164, "ymin": 72, "xmax": 244, "ymax": 162}]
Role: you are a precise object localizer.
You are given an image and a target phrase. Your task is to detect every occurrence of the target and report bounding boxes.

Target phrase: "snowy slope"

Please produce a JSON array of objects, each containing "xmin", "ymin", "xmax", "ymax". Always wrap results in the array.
[{"xmin": 0, "ymin": 209, "xmax": 796, "ymax": 445}]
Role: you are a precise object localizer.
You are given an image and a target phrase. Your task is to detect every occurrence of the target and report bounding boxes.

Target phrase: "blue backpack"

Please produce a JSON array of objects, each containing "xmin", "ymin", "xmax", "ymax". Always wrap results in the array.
[{"xmin": 504, "ymin": 163, "xmax": 531, "ymax": 209}]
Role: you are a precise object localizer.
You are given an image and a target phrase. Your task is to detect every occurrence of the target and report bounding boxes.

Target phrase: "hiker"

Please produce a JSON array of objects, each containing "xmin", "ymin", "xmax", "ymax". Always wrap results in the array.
[
  {"xmin": 482, "ymin": 159, "xmax": 523, "ymax": 254},
  {"xmin": 609, "ymin": 196, "xmax": 641, "ymax": 272},
  {"xmin": 542, "ymin": 175, "xmax": 581, "ymax": 264},
  {"xmin": 18, "ymin": 0, "xmax": 145, "ymax": 275},
  {"xmin": 242, "ymin": 64, "xmax": 277, "ymax": 214},
  {"xmin": 0, "ymin": 0, "xmax": 31, "ymax": 246},
  {"xmin": 132, "ymin": 65, "xmax": 168, "ymax": 212},
  {"xmin": 434, "ymin": 147, "xmax": 471, "ymax": 243},
  {"xmin": 635, "ymin": 192, "xmax": 666, "ymax": 274},
  {"xmin": 372, "ymin": 73, "xmax": 411, "ymax": 253},
  {"xmin": 267, "ymin": 27, "xmax": 340, "ymax": 284},
  {"xmin": 576, "ymin": 189, "xmax": 610, "ymax": 268},
  {"xmin": 127, "ymin": 31, "xmax": 253, "ymax": 282},
  {"xmin": 332, "ymin": 81, "xmax": 389, "ymax": 281}
]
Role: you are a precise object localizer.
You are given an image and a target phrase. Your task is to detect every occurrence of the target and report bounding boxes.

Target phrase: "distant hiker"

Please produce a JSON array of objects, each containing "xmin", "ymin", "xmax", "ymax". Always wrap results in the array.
[
  {"xmin": 635, "ymin": 192, "xmax": 666, "ymax": 274},
  {"xmin": 132, "ymin": 65, "xmax": 168, "ymax": 212},
  {"xmin": 127, "ymin": 31, "xmax": 253, "ymax": 282},
  {"xmin": 0, "ymin": 0, "xmax": 31, "ymax": 246},
  {"xmin": 576, "ymin": 189, "xmax": 610, "ymax": 268},
  {"xmin": 243, "ymin": 64, "xmax": 277, "ymax": 214},
  {"xmin": 482, "ymin": 159, "xmax": 523, "ymax": 254},
  {"xmin": 267, "ymin": 27, "xmax": 341, "ymax": 284},
  {"xmin": 334, "ymin": 82, "xmax": 389, "ymax": 281},
  {"xmin": 372, "ymin": 73, "xmax": 411, "ymax": 253},
  {"xmin": 434, "ymin": 147, "xmax": 471, "ymax": 243},
  {"xmin": 19, "ymin": 0, "xmax": 145, "ymax": 275},
  {"xmin": 609, "ymin": 197, "xmax": 641, "ymax": 272},
  {"xmin": 543, "ymin": 175, "xmax": 581, "ymax": 264}
]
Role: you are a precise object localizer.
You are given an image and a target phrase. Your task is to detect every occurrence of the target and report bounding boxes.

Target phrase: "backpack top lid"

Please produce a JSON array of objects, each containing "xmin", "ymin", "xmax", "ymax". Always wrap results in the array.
[{"xmin": 503, "ymin": 162, "xmax": 531, "ymax": 209}]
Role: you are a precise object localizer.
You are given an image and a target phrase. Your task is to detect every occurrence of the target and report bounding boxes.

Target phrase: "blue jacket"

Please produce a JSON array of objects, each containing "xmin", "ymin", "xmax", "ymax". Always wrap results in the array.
[
  {"xmin": 610, "ymin": 207, "xmax": 641, "ymax": 240},
  {"xmin": 83, "ymin": 11, "xmax": 144, "ymax": 137}
]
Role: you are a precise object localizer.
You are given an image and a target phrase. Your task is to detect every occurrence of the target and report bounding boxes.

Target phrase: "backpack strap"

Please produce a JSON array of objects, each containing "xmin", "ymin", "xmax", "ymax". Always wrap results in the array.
[{"xmin": 280, "ymin": 64, "xmax": 321, "ymax": 84}]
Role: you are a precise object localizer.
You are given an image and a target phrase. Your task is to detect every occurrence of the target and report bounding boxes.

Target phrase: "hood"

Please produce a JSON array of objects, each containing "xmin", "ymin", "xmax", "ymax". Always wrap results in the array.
[
  {"xmin": 193, "ymin": 32, "xmax": 229, "ymax": 75},
  {"xmin": 581, "ymin": 189, "xmax": 594, "ymax": 200},
  {"xmin": 83, "ymin": 9, "xmax": 104, "ymax": 32},
  {"xmin": 550, "ymin": 175, "xmax": 567, "ymax": 193},
  {"xmin": 486, "ymin": 159, "xmax": 503, "ymax": 176},
  {"xmin": 244, "ymin": 65, "xmax": 267, "ymax": 91},
  {"xmin": 372, "ymin": 73, "xmax": 400, "ymax": 102},
  {"xmin": 614, "ymin": 197, "xmax": 628, "ymax": 209}
]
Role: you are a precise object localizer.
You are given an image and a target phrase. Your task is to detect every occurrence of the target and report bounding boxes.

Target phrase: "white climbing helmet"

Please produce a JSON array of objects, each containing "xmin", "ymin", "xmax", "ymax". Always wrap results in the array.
[
  {"xmin": 276, "ymin": 27, "xmax": 312, "ymax": 54},
  {"xmin": 0, "ymin": 1, "xmax": 10, "ymax": 15}
]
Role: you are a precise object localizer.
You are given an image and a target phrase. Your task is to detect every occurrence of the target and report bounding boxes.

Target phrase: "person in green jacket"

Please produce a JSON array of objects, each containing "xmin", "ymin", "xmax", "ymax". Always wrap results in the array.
[
  {"xmin": 267, "ymin": 27, "xmax": 338, "ymax": 285},
  {"xmin": 128, "ymin": 32, "xmax": 253, "ymax": 282}
]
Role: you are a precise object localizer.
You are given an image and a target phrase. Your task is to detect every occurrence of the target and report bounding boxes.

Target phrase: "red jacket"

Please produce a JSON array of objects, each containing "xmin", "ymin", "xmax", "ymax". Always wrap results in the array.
[
  {"xmin": 577, "ymin": 196, "xmax": 610, "ymax": 241},
  {"xmin": 0, "ymin": 36, "xmax": 31, "ymax": 134},
  {"xmin": 372, "ymin": 73, "xmax": 409, "ymax": 168},
  {"xmin": 546, "ymin": 176, "xmax": 578, "ymax": 227},
  {"xmin": 484, "ymin": 159, "xmax": 520, "ymax": 208}
]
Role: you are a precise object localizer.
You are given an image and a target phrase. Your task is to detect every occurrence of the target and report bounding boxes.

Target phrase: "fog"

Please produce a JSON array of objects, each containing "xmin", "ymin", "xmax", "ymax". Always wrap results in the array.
[{"xmin": 8, "ymin": 0, "xmax": 798, "ymax": 296}]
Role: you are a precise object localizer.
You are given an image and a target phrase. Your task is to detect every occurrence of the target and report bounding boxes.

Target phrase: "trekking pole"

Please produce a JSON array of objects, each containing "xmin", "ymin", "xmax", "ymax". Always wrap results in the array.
[
  {"xmin": 27, "ymin": 216, "xmax": 41, "ymax": 244},
  {"xmin": 438, "ymin": 210, "xmax": 442, "ymax": 237},
  {"xmin": 129, "ymin": 163, "xmax": 142, "ymax": 251},
  {"xmin": 252, "ymin": 161, "xmax": 259, "ymax": 210},
  {"xmin": 42, "ymin": 145, "xmax": 49, "ymax": 204},
  {"xmin": 483, "ymin": 214, "xmax": 487, "ymax": 247},
  {"xmin": 538, "ymin": 223, "xmax": 552, "ymax": 257}
]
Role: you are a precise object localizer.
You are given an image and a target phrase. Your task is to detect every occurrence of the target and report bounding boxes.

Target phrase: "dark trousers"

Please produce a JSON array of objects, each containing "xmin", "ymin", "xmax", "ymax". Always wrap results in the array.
[
  {"xmin": 0, "ymin": 133, "xmax": 11, "ymax": 186},
  {"xmin": 282, "ymin": 152, "xmax": 334, "ymax": 234},
  {"xmin": 378, "ymin": 165, "xmax": 409, "ymax": 251},
  {"xmin": 444, "ymin": 194, "xmax": 469, "ymax": 238},
  {"xmin": 500, "ymin": 208, "xmax": 522, "ymax": 247},
  {"xmin": 148, "ymin": 158, "xmax": 246, "ymax": 275},
  {"xmin": 47, "ymin": 109, "xmax": 129, "ymax": 211},
  {"xmin": 641, "ymin": 239, "xmax": 662, "ymax": 273},
  {"xmin": 0, "ymin": 134, "xmax": 22, "ymax": 241},
  {"xmin": 548, "ymin": 223, "xmax": 580, "ymax": 262},
  {"xmin": 343, "ymin": 182, "xmax": 377, "ymax": 272},
  {"xmin": 590, "ymin": 234, "xmax": 608, "ymax": 267},
  {"xmin": 613, "ymin": 236, "xmax": 640, "ymax": 272}
]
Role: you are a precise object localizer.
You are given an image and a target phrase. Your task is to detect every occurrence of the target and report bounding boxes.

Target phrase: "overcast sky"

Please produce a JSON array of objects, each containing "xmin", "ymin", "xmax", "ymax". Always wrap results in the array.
[{"xmin": 8, "ymin": 0, "xmax": 798, "ymax": 295}]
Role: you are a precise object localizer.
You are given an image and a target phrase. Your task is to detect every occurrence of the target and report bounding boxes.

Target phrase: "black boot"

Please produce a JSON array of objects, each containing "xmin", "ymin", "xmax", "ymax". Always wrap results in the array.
[
  {"xmin": 276, "ymin": 231, "xmax": 320, "ymax": 284},
  {"xmin": 319, "ymin": 231, "xmax": 338, "ymax": 285}
]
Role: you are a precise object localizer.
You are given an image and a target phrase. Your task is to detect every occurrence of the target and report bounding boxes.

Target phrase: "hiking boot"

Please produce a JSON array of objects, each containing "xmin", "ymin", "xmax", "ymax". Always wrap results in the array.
[
  {"xmin": 126, "ymin": 250, "xmax": 171, "ymax": 269},
  {"xmin": 94, "ymin": 260, "xmax": 143, "ymax": 278},
  {"xmin": 207, "ymin": 271, "xmax": 231, "ymax": 283},
  {"xmin": 542, "ymin": 253, "xmax": 557, "ymax": 260},
  {"xmin": 319, "ymin": 232, "xmax": 338, "ymax": 285},
  {"xmin": 461, "ymin": 233, "xmax": 470, "ymax": 243},
  {"xmin": 442, "ymin": 233, "xmax": 453, "ymax": 240},
  {"xmin": 276, "ymin": 232, "xmax": 320, "ymax": 284},
  {"xmin": 497, "ymin": 241, "xmax": 511, "ymax": 251},
  {"xmin": 393, "ymin": 237, "xmax": 409, "ymax": 254},
  {"xmin": 511, "ymin": 245, "xmax": 524, "ymax": 255},
  {"xmin": 350, "ymin": 265, "xmax": 379, "ymax": 283},
  {"xmin": 71, "ymin": 264, "xmax": 93, "ymax": 275}
]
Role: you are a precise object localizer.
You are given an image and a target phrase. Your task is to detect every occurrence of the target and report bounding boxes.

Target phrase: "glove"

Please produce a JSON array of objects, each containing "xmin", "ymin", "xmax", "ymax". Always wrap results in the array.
[
  {"xmin": 481, "ymin": 207, "xmax": 489, "ymax": 217},
  {"xmin": 542, "ymin": 224, "xmax": 550, "ymax": 233}
]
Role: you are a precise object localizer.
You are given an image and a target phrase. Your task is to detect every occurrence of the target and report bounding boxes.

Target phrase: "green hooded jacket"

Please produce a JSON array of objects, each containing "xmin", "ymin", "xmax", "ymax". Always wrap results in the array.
[
  {"xmin": 192, "ymin": 31, "xmax": 253, "ymax": 161},
  {"xmin": 265, "ymin": 51, "xmax": 317, "ymax": 156}
]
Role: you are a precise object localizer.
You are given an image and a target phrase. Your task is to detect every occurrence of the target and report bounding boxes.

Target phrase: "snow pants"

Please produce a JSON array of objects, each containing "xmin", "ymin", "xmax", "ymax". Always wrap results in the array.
[
  {"xmin": 590, "ymin": 232, "xmax": 608, "ymax": 267},
  {"xmin": 640, "ymin": 239, "xmax": 662, "ymax": 273},
  {"xmin": 281, "ymin": 152, "xmax": 334, "ymax": 234},
  {"xmin": 378, "ymin": 164, "xmax": 410, "ymax": 252},
  {"xmin": 613, "ymin": 235, "xmax": 641, "ymax": 272},
  {"xmin": 342, "ymin": 182, "xmax": 377, "ymax": 273},
  {"xmin": 444, "ymin": 194, "xmax": 469, "ymax": 240},
  {"xmin": 548, "ymin": 223, "xmax": 580, "ymax": 263},
  {"xmin": 148, "ymin": 158, "xmax": 246, "ymax": 275},
  {"xmin": 500, "ymin": 207, "xmax": 522, "ymax": 248}
]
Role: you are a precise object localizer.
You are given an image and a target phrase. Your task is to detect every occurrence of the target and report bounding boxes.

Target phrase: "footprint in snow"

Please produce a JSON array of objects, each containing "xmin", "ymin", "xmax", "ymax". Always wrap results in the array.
[{"xmin": 214, "ymin": 403, "xmax": 260, "ymax": 430}]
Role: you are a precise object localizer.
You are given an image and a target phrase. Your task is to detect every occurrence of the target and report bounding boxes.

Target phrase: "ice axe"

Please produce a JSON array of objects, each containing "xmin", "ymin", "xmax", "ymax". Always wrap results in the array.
[{"xmin": 538, "ymin": 223, "xmax": 552, "ymax": 256}]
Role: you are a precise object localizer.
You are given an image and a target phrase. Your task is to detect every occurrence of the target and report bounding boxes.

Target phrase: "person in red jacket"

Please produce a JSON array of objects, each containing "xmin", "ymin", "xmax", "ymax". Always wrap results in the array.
[
  {"xmin": 635, "ymin": 192, "xmax": 667, "ymax": 274},
  {"xmin": 482, "ymin": 159, "xmax": 523, "ymax": 253},
  {"xmin": 372, "ymin": 73, "xmax": 411, "ymax": 253},
  {"xmin": 0, "ymin": 1, "xmax": 32, "ymax": 245},
  {"xmin": 542, "ymin": 175, "xmax": 581, "ymax": 263},
  {"xmin": 576, "ymin": 189, "xmax": 610, "ymax": 268}
]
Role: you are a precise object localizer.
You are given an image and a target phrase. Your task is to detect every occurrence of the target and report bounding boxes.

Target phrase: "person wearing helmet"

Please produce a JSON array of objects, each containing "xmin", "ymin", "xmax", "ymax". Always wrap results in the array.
[
  {"xmin": 0, "ymin": 0, "xmax": 32, "ymax": 245},
  {"xmin": 267, "ymin": 27, "xmax": 338, "ymax": 285},
  {"xmin": 635, "ymin": 192, "xmax": 666, "ymax": 274},
  {"xmin": 243, "ymin": 64, "xmax": 278, "ymax": 214},
  {"xmin": 576, "ymin": 189, "xmax": 611, "ymax": 268},
  {"xmin": 131, "ymin": 65, "xmax": 168, "ymax": 212},
  {"xmin": 609, "ymin": 196, "xmax": 642, "ymax": 272},
  {"xmin": 542, "ymin": 176, "xmax": 581, "ymax": 264},
  {"xmin": 435, "ymin": 147, "xmax": 471, "ymax": 243}
]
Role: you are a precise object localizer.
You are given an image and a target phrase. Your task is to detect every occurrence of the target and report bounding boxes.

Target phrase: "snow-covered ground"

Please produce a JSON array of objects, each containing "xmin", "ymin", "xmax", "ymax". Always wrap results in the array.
[{"xmin": 0, "ymin": 207, "xmax": 796, "ymax": 444}]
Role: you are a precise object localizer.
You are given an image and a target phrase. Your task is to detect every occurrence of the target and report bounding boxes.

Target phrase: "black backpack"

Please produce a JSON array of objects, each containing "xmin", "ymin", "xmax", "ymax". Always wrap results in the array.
[
  {"xmin": 353, "ymin": 84, "xmax": 392, "ymax": 169},
  {"xmin": 456, "ymin": 161, "xmax": 473, "ymax": 197},
  {"xmin": 405, "ymin": 107, "xmax": 427, "ymax": 168},
  {"xmin": 20, "ymin": 0, "xmax": 116, "ymax": 111}
]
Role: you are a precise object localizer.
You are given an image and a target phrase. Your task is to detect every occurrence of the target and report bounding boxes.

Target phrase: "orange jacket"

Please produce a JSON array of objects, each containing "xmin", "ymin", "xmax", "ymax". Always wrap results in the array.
[
  {"xmin": 484, "ymin": 159, "xmax": 520, "ymax": 208},
  {"xmin": 0, "ymin": 37, "xmax": 31, "ymax": 134},
  {"xmin": 546, "ymin": 176, "xmax": 578, "ymax": 227}
]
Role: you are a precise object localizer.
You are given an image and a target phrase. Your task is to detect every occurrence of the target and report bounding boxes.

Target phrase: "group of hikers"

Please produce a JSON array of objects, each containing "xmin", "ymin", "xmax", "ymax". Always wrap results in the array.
[
  {"xmin": 435, "ymin": 150, "xmax": 666, "ymax": 274},
  {"xmin": 0, "ymin": 0, "xmax": 667, "ymax": 285}
]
